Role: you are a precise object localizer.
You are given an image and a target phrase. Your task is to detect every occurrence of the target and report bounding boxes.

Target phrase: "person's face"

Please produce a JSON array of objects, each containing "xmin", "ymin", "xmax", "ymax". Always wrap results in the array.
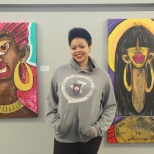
[
  {"xmin": 70, "ymin": 37, "xmax": 91, "ymax": 65},
  {"xmin": 0, "ymin": 31, "xmax": 21, "ymax": 79},
  {"xmin": 127, "ymin": 47, "xmax": 149, "ymax": 68}
]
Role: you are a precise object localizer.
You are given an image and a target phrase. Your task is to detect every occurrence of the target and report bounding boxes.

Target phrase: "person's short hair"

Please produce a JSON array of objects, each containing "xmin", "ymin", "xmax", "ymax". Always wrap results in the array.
[{"xmin": 68, "ymin": 27, "xmax": 92, "ymax": 46}]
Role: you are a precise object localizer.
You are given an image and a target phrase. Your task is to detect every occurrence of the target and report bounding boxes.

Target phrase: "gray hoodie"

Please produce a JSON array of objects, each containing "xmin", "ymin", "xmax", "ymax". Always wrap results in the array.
[{"xmin": 46, "ymin": 57, "xmax": 117, "ymax": 143}]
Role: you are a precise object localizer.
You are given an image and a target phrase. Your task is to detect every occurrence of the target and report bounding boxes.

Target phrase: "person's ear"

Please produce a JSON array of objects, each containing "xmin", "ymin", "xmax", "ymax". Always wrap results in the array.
[
  {"xmin": 19, "ymin": 44, "xmax": 30, "ymax": 63},
  {"xmin": 89, "ymin": 46, "xmax": 91, "ymax": 52}
]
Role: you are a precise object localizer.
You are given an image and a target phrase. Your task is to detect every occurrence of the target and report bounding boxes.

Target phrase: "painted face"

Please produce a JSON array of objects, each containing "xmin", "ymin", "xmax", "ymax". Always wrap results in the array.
[
  {"xmin": 127, "ymin": 47, "xmax": 149, "ymax": 68},
  {"xmin": 0, "ymin": 31, "xmax": 21, "ymax": 79},
  {"xmin": 70, "ymin": 38, "xmax": 91, "ymax": 66}
]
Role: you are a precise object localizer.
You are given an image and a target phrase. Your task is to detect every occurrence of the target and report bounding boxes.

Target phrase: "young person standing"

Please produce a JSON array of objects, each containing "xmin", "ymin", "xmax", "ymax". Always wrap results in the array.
[{"xmin": 46, "ymin": 27, "xmax": 117, "ymax": 154}]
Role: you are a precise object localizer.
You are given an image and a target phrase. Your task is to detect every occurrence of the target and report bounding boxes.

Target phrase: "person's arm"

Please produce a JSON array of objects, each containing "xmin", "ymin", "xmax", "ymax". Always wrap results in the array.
[
  {"xmin": 45, "ymin": 72, "xmax": 60, "ymax": 129},
  {"xmin": 91, "ymin": 75, "xmax": 117, "ymax": 137}
]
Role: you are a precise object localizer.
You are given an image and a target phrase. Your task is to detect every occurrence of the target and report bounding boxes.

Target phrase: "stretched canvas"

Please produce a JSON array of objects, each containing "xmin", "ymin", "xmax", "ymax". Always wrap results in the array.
[
  {"xmin": 0, "ymin": 22, "xmax": 38, "ymax": 118},
  {"xmin": 108, "ymin": 19, "xmax": 154, "ymax": 143}
]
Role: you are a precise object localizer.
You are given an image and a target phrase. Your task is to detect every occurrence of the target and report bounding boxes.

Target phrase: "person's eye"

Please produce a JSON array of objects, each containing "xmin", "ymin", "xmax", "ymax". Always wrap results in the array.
[
  {"xmin": 0, "ymin": 42, "xmax": 10, "ymax": 54},
  {"xmin": 71, "ymin": 47, "xmax": 76, "ymax": 50},
  {"xmin": 80, "ymin": 46, "xmax": 84, "ymax": 49}
]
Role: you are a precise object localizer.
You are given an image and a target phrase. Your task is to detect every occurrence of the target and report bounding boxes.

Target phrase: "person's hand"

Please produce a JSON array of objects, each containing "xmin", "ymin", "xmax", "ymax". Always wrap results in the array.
[{"xmin": 90, "ymin": 128, "xmax": 95, "ymax": 137}]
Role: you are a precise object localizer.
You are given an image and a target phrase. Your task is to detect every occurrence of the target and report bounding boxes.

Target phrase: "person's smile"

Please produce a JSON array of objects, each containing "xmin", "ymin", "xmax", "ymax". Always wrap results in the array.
[{"xmin": 74, "ymin": 52, "xmax": 84, "ymax": 59}]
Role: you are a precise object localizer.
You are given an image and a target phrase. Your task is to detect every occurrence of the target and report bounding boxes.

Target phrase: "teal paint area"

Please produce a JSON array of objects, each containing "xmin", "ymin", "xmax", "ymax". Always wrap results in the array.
[{"xmin": 29, "ymin": 22, "xmax": 37, "ymax": 65}]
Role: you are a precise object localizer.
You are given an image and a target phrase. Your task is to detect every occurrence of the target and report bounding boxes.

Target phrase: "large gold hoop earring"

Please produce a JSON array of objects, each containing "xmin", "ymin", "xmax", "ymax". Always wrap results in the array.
[
  {"xmin": 145, "ymin": 62, "xmax": 154, "ymax": 93},
  {"xmin": 14, "ymin": 62, "xmax": 33, "ymax": 91},
  {"xmin": 124, "ymin": 63, "xmax": 132, "ymax": 92}
]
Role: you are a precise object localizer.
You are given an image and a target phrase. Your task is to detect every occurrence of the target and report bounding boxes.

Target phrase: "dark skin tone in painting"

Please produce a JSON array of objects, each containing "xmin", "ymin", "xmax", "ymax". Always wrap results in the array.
[{"xmin": 0, "ymin": 30, "xmax": 37, "ymax": 118}]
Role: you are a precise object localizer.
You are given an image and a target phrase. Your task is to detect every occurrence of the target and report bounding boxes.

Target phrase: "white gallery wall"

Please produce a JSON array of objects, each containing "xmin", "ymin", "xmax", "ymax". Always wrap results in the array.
[
  {"xmin": 0, "ymin": 1, "xmax": 154, "ymax": 154},
  {"xmin": 1, "ymin": 0, "xmax": 154, "ymax": 4}
]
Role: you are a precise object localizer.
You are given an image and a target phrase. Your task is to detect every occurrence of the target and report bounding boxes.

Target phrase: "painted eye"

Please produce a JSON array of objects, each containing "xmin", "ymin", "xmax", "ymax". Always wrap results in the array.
[{"xmin": 0, "ymin": 42, "xmax": 9, "ymax": 55}]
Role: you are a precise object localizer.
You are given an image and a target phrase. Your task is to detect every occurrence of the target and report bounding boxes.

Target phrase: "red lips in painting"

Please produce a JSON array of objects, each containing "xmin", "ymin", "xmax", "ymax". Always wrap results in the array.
[
  {"xmin": 133, "ymin": 54, "xmax": 145, "ymax": 63},
  {"xmin": 0, "ymin": 62, "xmax": 10, "ymax": 77}
]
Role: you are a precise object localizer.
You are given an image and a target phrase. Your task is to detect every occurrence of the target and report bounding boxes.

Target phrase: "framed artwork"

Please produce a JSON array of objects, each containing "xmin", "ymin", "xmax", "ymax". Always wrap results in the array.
[
  {"xmin": 108, "ymin": 19, "xmax": 154, "ymax": 143},
  {"xmin": 0, "ymin": 22, "xmax": 38, "ymax": 118}
]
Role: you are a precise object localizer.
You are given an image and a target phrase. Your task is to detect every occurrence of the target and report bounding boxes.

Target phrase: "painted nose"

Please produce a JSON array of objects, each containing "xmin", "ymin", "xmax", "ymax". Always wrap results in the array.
[
  {"xmin": 136, "ymin": 46, "xmax": 141, "ymax": 53},
  {"xmin": 136, "ymin": 37, "xmax": 141, "ymax": 53},
  {"xmin": 0, "ymin": 57, "xmax": 2, "ymax": 62}
]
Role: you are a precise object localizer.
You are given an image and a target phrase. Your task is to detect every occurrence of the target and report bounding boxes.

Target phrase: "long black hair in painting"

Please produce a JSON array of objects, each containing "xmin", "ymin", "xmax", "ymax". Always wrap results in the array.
[{"xmin": 115, "ymin": 25, "xmax": 154, "ymax": 116}]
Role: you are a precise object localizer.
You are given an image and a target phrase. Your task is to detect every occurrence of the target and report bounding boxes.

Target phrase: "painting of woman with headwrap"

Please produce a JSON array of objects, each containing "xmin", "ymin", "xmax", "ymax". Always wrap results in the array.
[
  {"xmin": 0, "ymin": 22, "xmax": 38, "ymax": 118},
  {"xmin": 108, "ymin": 19, "xmax": 154, "ymax": 143}
]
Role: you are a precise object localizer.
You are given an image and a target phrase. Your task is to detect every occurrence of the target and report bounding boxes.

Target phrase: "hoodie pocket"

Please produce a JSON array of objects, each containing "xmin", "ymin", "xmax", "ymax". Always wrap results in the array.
[
  {"xmin": 55, "ymin": 110, "xmax": 78, "ymax": 136},
  {"xmin": 79, "ymin": 112, "xmax": 92, "ymax": 137}
]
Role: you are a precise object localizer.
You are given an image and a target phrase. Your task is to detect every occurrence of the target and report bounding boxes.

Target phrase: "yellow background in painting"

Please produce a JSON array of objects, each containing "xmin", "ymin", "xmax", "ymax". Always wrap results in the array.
[{"xmin": 108, "ymin": 19, "xmax": 154, "ymax": 72}]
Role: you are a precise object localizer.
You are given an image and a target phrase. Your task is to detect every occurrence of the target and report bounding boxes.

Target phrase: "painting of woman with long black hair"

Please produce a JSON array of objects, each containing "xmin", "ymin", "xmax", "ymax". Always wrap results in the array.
[
  {"xmin": 108, "ymin": 19, "xmax": 154, "ymax": 143},
  {"xmin": 115, "ymin": 25, "xmax": 154, "ymax": 116}
]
